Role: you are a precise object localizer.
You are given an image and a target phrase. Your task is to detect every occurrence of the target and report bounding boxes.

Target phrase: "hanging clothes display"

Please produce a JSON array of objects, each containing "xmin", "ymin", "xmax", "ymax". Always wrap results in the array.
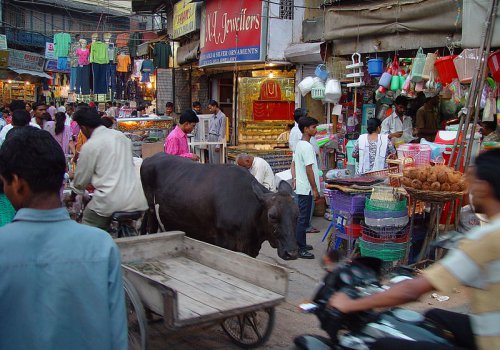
[
  {"xmin": 116, "ymin": 33, "xmax": 130, "ymax": 48},
  {"xmin": 140, "ymin": 59, "xmax": 154, "ymax": 83},
  {"xmin": 125, "ymin": 79, "xmax": 138, "ymax": 100},
  {"xmin": 69, "ymin": 39, "xmax": 80, "ymax": 91},
  {"xmin": 128, "ymin": 32, "xmax": 142, "ymax": 57},
  {"xmin": 116, "ymin": 53, "xmax": 131, "ymax": 100},
  {"xmin": 90, "ymin": 41, "xmax": 109, "ymax": 94},
  {"xmin": 132, "ymin": 59, "xmax": 144, "ymax": 79},
  {"xmin": 75, "ymin": 40, "xmax": 90, "ymax": 95},
  {"xmin": 153, "ymin": 42, "xmax": 172, "ymax": 69},
  {"xmin": 54, "ymin": 33, "xmax": 71, "ymax": 58}
]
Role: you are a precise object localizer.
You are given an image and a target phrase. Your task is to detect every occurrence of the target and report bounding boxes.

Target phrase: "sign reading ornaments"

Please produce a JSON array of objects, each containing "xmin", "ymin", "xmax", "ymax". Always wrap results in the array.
[{"xmin": 200, "ymin": 0, "xmax": 266, "ymax": 67}]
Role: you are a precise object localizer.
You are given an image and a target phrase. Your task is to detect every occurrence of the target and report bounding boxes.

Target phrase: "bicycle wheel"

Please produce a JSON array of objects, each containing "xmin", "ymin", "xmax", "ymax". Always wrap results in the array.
[
  {"xmin": 123, "ymin": 277, "xmax": 148, "ymax": 350},
  {"xmin": 221, "ymin": 308, "xmax": 275, "ymax": 349}
]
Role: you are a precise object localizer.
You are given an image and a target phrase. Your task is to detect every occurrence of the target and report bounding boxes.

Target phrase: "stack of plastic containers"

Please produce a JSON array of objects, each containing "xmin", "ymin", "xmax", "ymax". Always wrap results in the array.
[{"xmin": 359, "ymin": 187, "xmax": 410, "ymax": 262}]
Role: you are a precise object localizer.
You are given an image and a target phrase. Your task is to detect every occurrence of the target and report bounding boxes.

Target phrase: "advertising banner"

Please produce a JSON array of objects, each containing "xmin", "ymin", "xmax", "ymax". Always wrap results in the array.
[
  {"xmin": 200, "ymin": 0, "xmax": 266, "ymax": 67},
  {"xmin": 45, "ymin": 42, "xmax": 55, "ymax": 59},
  {"xmin": 173, "ymin": 0, "xmax": 199, "ymax": 39},
  {"xmin": 8, "ymin": 49, "xmax": 45, "ymax": 71}
]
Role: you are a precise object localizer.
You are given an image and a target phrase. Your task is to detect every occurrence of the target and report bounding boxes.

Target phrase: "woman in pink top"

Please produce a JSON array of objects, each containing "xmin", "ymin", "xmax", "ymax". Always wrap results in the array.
[
  {"xmin": 164, "ymin": 110, "xmax": 200, "ymax": 161},
  {"xmin": 45, "ymin": 112, "xmax": 75, "ymax": 157}
]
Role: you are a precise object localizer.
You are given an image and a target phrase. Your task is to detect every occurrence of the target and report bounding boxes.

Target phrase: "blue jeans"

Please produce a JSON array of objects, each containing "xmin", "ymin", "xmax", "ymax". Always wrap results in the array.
[
  {"xmin": 294, "ymin": 193, "xmax": 315, "ymax": 230},
  {"xmin": 106, "ymin": 64, "xmax": 116, "ymax": 92},
  {"xmin": 92, "ymin": 63, "xmax": 108, "ymax": 94},
  {"xmin": 76, "ymin": 65, "xmax": 90, "ymax": 94},
  {"xmin": 70, "ymin": 67, "xmax": 77, "ymax": 92},
  {"xmin": 296, "ymin": 194, "xmax": 312, "ymax": 249}
]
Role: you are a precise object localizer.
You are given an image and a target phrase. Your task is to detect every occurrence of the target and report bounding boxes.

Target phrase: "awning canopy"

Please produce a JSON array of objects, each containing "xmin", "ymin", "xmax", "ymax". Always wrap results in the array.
[
  {"xmin": 9, "ymin": 68, "xmax": 51, "ymax": 79},
  {"xmin": 284, "ymin": 42, "xmax": 325, "ymax": 64},
  {"xmin": 324, "ymin": 0, "xmax": 461, "ymax": 54}
]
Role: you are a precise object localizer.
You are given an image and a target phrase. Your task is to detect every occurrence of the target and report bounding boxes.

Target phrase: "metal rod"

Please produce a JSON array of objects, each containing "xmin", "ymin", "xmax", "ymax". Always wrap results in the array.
[
  {"xmin": 450, "ymin": 0, "xmax": 498, "ymax": 169},
  {"xmin": 465, "ymin": 0, "xmax": 499, "ymax": 170}
]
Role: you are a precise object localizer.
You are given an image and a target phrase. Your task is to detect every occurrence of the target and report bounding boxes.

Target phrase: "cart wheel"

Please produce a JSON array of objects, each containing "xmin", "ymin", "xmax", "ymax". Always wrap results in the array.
[
  {"xmin": 123, "ymin": 277, "xmax": 148, "ymax": 350},
  {"xmin": 221, "ymin": 307, "xmax": 275, "ymax": 349}
]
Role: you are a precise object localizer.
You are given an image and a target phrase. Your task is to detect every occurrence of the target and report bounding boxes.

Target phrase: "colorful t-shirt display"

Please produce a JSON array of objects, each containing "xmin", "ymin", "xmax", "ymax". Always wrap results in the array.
[
  {"xmin": 76, "ymin": 48, "xmax": 90, "ymax": 66},
  {"xmin": 53, "ymin": 33, "xmax": 72, "ymax": 58},
  {"xmin": 116, "ymin": 54, "xmax": 131, "ymax": 73},
  {"xmin": 90, "ymin": 41, "xmax": 109, "ymax": 65}
]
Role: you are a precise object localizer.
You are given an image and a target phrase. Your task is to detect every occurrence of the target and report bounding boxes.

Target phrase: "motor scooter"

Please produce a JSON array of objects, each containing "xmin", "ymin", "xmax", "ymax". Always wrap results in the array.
[{"xmin": 294, "ymin": 257, "xmax": 454, "ymax": 350}]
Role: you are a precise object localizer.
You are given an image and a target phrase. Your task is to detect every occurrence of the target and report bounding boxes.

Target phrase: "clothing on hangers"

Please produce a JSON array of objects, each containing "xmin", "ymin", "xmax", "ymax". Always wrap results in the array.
[
  {"xmin": 140, "ymin": 59, "xmax": 154, "ymax": 83},
  {"xmin": 153, "ymin": 42, "xmax": 172, "ymax": 69},
  {"xmin": 90, "ymin": 41, "xmax": 109, "ymax": 64},
  {"xmin": 128, "ymin": 32, "xmax": 142, "ymax": 57},
  {"xmin": 53, "ymin": 33, "xmax": 72, "ymax": 58},
  {"xmin": 132, "ymin": 59, "xmax": 144, "ymax": 79},
  {"xmin": 117, "ymin": 47, "xmax": 130, "ymax": 56},
  {"xmin": 107, "ymin": 43, "xmax": 116, "ymax": 63},
  {"xmin": 116, "ymin": 54, "xmax": 131, "ymax": 73},
  {"xmin": 116, "ymin": 33, "xmax": 130, "ymax": 48},
  {"xmin": 57, "ymin": 57, "xmax": 68, "ymax": 71},
  {"xmin": 106, "ymin": 64, "xmax": 116, "ymax": 92}
]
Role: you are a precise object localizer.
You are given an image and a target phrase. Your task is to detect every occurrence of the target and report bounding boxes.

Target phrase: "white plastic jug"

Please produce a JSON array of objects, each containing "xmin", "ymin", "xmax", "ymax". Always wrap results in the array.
[{"xmin": 298, "ymin": 76, "xmax": 315, "ymax": 96}]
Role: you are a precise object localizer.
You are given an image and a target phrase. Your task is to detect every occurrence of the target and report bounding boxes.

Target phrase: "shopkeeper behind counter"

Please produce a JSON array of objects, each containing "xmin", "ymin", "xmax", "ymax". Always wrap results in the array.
[
  {"xmin": 353, "ymin": 118, "xmax": 396, "ymax": 174},
  {"xmin": 381, "ymin": 95, "xmax": 416, "ymax": 144}
]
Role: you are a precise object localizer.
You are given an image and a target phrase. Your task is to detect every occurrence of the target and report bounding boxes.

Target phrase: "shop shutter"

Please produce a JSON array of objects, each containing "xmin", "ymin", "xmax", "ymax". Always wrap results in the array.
[{"xmin": 156, "ymin": 68, "xmax": 173, "ymax": 115}]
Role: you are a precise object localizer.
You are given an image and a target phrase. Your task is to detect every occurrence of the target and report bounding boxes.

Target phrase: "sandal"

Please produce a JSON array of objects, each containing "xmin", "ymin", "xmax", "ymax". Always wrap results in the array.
[{"xmin": 306, "ymin": 227, "xmax": 320, "ymax": 233}]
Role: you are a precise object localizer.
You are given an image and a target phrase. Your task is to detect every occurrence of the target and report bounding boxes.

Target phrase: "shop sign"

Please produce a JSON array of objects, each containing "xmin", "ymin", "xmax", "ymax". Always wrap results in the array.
[
  {"xmin": 8, "ymin": 49, "xmax": 45, "ymax": 72},
  {"xmin": 45, "ymin": 58, "xmax": 70, "ymax": 73},
  {"xmin": 0, "ymin": 51, "xmax": 9, "ymax": 69},
  {"xmin": 0, "ymin": 35, "xmax": 7, "ymax": 50},
  {"xmin": 173, "ymin": 0, "xmax": 199, "ymax": 39},
  {"xmin": 45, "ymin": 43, "xmax": 55, "ymax": 59},
  {"xmin": 200, "ymin": 0, "xmax": 266, "ymax": 67}
]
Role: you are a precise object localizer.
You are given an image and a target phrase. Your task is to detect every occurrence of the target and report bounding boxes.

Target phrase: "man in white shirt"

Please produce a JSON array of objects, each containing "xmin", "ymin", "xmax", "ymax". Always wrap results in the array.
[
  {"xmin": 70, "ymin": 105, "xmax": 147, "ymax": 230},
  {"xmin": 290, "ymin": 108, "xmax": 320, "ymax": 234},
  {"xmin": 381, "ymin": 95, "xmax": 415, "ymax": 143},
  {"xmin": 0, "ymin": 110, "xmax": 39, "ymax": 145},
  {"xmin": 293, "ymin": 116, "xmax": 320, "ymax": 259},
  {"xmin": 236, "ymin": 154, "xmax": 276, "ymax": 191}
]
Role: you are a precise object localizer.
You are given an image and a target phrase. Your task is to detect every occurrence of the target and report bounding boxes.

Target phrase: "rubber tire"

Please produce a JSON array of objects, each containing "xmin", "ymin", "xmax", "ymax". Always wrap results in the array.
[
  {"xmin": 221, "ymin": 307, "xmax": 275, "ymax": 349},
  {"xmin": 123, "ymin": 277, "xmax": 148, "ymax": 350}
]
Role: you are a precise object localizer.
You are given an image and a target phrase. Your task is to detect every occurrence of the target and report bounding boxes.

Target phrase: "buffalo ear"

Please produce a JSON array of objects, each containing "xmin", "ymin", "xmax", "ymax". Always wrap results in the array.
[
  {"xmin": 278, "ymin": 180, "xmax": 294, "ymax": 196},
  {"xmin": 252, "ymin": 181, "xmax": 267, "ymax": 202}
]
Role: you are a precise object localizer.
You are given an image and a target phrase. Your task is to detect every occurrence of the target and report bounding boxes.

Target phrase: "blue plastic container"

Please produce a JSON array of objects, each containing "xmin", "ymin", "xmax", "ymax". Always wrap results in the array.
[{"xmin": 368, "ymin": 58, "xmax": 384, "ymax": 77}]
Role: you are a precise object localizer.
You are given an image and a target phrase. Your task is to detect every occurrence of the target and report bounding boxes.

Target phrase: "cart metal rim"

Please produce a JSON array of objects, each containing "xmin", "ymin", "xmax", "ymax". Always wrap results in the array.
[
  {"xmin": 221, "ymin": 307, "xmax": 275, "ymax": 349},
  {"xmin": 123, "ymin": 277, "xmax": 148, "ymax": 350}
]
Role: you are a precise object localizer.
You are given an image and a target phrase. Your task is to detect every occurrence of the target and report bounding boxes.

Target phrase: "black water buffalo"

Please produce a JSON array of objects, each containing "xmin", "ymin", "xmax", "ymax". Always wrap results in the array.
[{"xmin": 140, "ymin": 153, "xmax": 299, "ymax": 260}]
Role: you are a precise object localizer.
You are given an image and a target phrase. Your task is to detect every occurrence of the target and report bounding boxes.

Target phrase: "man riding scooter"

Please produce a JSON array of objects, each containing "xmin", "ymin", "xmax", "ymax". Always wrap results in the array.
[{"xmin": 329, "ymin": 149, "xmax": 500, "ymax": 350}]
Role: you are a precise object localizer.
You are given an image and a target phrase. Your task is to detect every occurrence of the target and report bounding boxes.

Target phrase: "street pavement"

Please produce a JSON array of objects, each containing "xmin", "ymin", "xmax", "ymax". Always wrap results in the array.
[{"xmin": 148, "ymin": 216, "xmax": 468, "ymax": 349}]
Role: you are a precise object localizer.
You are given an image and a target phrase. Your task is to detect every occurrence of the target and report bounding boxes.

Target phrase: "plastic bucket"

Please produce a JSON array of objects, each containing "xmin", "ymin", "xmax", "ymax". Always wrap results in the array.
[
  {"xmin": 379, "ymin": 71, "xmax": 392, "ymax": 88},
  {"xmin": 434, "ymin": 56, "xmax": 458, "ymax": 85},
  {"xmin": 488, "ymin": 51, "xmax": 500, "ymax": 82},
  {"xmin": 368, "ymin": 58, "xmax": 384, "ymax": 77}
]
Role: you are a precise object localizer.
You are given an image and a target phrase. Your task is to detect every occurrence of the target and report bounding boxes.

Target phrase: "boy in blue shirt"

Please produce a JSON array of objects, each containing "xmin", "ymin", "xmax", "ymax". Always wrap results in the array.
[{"xmin": 0, "ymin": 127, "xmax": 127, "ymax": 349}]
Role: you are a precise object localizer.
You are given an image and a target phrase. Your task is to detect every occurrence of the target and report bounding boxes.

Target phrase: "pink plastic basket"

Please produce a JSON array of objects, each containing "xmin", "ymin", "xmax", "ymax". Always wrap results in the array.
[{"xmin": 397, "ymin": 144, "xmax": 431, "ymax": 166}]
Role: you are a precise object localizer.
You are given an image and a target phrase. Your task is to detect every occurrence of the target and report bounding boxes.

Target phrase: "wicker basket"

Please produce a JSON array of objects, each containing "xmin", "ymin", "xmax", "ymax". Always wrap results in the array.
[{"xmin": 403, "ymin": 186, "xmax": 464, "ymax": 202}]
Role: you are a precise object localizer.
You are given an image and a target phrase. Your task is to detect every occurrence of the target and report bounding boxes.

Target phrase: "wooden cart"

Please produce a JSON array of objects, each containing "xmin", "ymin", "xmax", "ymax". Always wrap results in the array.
[{"xmin": 116, "ymin": 231, "xmax": 289, "ymax": 349}]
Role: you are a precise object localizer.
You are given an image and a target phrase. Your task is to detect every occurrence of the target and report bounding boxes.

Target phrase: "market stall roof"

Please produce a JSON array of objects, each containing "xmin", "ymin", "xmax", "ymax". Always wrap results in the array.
[
  {"xmin": 9, "ymin": 68, "xmax": 51, "ymax": 79},
  {"xmin": 284, "ymin": 42, "xmax": 325, "ymax": 64},
  {"xmin": 324, "ymin": 0, "xmax": 461, "ymax": 54}
]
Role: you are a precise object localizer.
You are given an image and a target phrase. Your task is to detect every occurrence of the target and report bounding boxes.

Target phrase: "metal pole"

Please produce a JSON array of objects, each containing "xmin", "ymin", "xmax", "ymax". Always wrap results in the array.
[
  {"xmin": 449, "ymin": 0, "xmax": 498, "ymax": 169},
  {"xmin": 465, "ymin": 0, "xmax": 499, "ymax": 170}
]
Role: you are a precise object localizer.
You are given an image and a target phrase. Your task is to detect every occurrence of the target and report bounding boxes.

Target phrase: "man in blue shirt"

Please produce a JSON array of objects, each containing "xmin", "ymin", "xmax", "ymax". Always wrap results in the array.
[{"xmin": 0, "ymin": 127, "xmax": 127, "ymax": 349}]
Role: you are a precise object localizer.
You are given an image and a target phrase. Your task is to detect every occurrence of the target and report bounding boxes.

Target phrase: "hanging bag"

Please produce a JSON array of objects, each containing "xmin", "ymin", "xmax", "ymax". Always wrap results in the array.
[
  {"xmin": 390, "ymin": 56, "xmax": 401, "ymax": 91},
  {"xmin": 411, "ymin": 47, "xmax": 426, "ymax": 82},
  {"xmin": 324, "ymin": 78, "xmax": 342, "ymax": 103},
  {"xmin": 422, "ymin": 51, "xmax": 438, "ymax": 81}
]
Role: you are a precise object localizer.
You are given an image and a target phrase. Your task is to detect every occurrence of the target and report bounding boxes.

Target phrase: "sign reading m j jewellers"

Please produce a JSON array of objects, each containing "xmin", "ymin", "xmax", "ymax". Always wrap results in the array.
[{"xmin": 200, "ymin": 0, "xmax": 266, "ymax": 67}]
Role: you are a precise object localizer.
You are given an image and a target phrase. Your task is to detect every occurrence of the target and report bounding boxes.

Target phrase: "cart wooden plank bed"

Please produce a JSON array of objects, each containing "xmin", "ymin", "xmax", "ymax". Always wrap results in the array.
[{"xmin": 116, "ymin": 231, "xmax": 289, "ymax": 349}]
